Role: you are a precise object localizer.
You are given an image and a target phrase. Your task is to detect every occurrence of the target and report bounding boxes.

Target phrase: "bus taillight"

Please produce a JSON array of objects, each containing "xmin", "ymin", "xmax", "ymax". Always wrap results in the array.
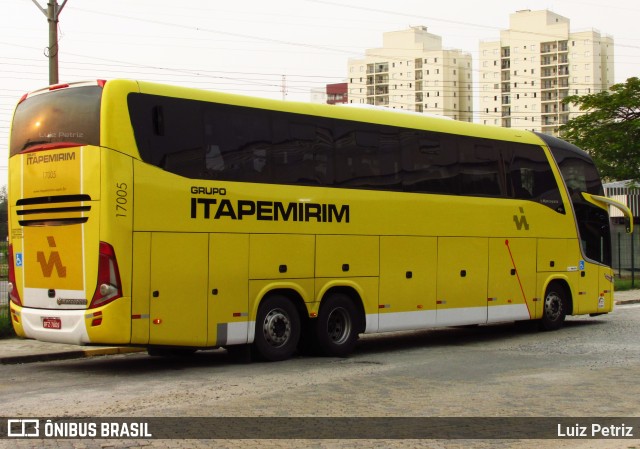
[
  {"xmin": 7, "ymin": 244, "xmax": 22, "ymax": 306},
  {"xmin": 90, "ymin": 242, "xmax": 123, "ymax": 309}
]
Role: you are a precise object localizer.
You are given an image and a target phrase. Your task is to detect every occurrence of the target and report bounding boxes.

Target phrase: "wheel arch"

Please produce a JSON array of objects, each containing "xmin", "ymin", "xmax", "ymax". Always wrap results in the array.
[
  {"xmin": 254, "ymin": 286, "xmax": 309, "ymax": 324},
  {"xmin": 319, "ymin": 285, "xmax": 366, "ymax": 334},
  {"xmin": 542, "ymin": 277, "xmax": 574, "ymax": 316},
  {"xmin": 251, "ymin": 288, "xmax": 307, "ymax": 361}
]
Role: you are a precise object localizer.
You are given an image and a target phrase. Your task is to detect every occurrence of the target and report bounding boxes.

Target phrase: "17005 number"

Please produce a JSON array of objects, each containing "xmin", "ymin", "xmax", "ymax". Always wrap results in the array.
[{"xmin": 116, "ymin": 182, "xmax": 128, "ymax": 217}]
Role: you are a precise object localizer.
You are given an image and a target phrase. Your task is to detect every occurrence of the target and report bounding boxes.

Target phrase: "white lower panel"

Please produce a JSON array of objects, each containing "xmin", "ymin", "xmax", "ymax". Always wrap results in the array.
[
  {"xmin": 364, "ymin": 313, "xmax": 379, "ymax": 334},
  {"xmin": 23, "ymin": 287, "xmax": 87, "ymax": 309},
  {"xmin": 226, "ymin": 321, "xmax": 250, "ymax": 345},
  {"xmin": 378, "ymin": 310, "xmax": 437, "ymax": 333},
  {"xmin": 247, "ymin": 321, "xmax": 256, "ymax": 344},
  {"xmin": 487, "ymin": 303, "xmax": 531, "ymax": 323},
  {"xmin": 366, "ymin": 304, "xmax": 535, "ymax": 334},
  {"xmin": 436, "ymin": 306, "xmax": 487, "ymax": 326}
]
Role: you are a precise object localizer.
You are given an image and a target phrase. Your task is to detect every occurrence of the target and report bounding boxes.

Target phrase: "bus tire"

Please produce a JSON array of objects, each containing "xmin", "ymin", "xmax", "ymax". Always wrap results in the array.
[
  {"xmin": 540, "ymin": 282, "xmax": 568, "ymax": 331},
  {"xmin": 253, "ymin": 294, "xmax": 301, "ymax": 362},
  {"xmin": 315, "ymin": 293, "xmax": 359, "ymax": 357}
]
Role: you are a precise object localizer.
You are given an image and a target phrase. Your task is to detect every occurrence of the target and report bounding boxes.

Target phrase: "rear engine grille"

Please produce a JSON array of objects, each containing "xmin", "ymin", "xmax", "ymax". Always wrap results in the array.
[{"xmin": 16, "ymin": 194, "xmax": 92, "ymax": 226}]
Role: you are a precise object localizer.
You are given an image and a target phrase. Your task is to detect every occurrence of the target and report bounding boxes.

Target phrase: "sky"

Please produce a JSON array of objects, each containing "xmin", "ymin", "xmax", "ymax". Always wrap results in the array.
[{"xmin": 1, "ymin": 0, "xmax": 639, "ymax": 188}]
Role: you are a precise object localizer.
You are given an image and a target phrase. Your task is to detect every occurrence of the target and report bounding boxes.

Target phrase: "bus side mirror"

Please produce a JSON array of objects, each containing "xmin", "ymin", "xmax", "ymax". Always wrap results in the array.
[{"xmin": 582, "ymin": 193, "xmax": 633, "ymax": 234}]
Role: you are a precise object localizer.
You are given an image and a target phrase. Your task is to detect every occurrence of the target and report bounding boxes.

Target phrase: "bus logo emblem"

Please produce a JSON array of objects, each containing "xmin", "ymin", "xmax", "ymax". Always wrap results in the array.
[
  {"xmin": 513, "ymin": 207, "xmax": 529, "ymax": 231},
  {"xmin": 36, "ymin": 236, "xmax": 67, "ymax": 278}
]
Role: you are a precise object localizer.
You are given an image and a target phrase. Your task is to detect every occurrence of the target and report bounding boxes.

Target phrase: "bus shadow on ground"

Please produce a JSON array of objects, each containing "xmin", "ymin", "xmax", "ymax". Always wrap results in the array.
[
  {"xmin": 44, "ymin": 318, "xmax": 606, "ymax": 375},
  {"xmin": 353, "ymin": 318, "xmax": 605, "ymax": 356}
]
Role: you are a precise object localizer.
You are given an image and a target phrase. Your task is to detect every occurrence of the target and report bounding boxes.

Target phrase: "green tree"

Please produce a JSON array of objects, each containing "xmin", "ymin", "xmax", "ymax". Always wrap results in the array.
[
  {"xmin": 0, "ymin": 185, "xmax": 6, "ymax": 240},
  {"xmin": 560, "ymin": 77, "xmax": 640, "ymax": 181}
]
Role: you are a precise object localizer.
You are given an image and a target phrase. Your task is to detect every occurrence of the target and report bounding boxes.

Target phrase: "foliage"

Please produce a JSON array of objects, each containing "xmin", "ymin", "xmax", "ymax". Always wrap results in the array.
[
  {"xmin": 560, "ymin": 77, "xmax": 640, "ymax": 182},
  {"xmin": 0, "ymin": 185, "xmax": 6, "ymax": 241},
  {"xmin": 0, "ymin": 304, "xmax": 12, "ymax": 338},
  {"xmin": 0, "ymin": 186, "xmax": 12, "ymax": 337}
]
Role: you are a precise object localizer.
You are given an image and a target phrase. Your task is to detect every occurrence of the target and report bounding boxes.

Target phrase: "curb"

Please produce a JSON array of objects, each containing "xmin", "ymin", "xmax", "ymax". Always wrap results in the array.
[
  {"xmin": 616, "ymin": 299, "xmax": 640, "ymax": 305},
  {"xmin": 0, "ymin": 346, "xmax": 144, "ymax": 365}
]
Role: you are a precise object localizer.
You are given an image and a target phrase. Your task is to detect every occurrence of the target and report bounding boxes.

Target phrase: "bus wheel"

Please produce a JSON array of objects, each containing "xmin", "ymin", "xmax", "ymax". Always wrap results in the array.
[
  {"xmin": 540, "ymin": 283, "xmax": 567, "ymax": 331},
  {"xmin": 315, "ymin": 293, "xmax": 359, "ymax": 357},
  {"xmin": 253, "ymin": 294, "xmax": 301, "ymax": 361}
]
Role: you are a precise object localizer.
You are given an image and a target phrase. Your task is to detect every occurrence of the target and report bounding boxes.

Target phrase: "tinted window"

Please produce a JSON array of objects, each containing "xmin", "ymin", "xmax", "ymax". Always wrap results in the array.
[
  {"xmin": 549, "ymin": 144, "xmax": 610, "ymax": 265},
  {"xmin": 458, "ymin": 141, "xmax": 502, "ymax": 196},
  {"xmin": 10, "ymin": 86, "xmax": 101, "ymax": 155},
  {"xmin": 400, "ymin": 132, "xmax": 459, "ymax": 194},
  {"xmin": 127, "ymin": 93, "xmax": 562, "ymax": 209},
  {"xmin": 506, "ymin": 144, "xmax": 564, "ymax": 213}
]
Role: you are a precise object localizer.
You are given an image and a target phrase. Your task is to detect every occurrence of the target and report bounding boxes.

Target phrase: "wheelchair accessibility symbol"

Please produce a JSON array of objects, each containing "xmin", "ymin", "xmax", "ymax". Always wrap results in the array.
[
  {"xmin": 579, "ymin": 260, "xmax": 585, "ymax": 270},
  {"xmin": 15, "ymin": 252, "xmax": 23, "ymax": 267}
]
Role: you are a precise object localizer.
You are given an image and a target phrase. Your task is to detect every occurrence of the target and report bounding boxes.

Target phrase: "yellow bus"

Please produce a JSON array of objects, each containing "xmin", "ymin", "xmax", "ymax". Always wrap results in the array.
[{"xmin": 8, "ymin": 79, "xmax": 633, "ymax": 361}]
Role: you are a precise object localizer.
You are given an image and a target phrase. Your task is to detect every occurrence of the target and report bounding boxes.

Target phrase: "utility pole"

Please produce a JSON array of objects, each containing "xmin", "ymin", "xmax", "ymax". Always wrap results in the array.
[{"xmin": 31, "ymin": 0, "xmax": 68, "ymax": 85}]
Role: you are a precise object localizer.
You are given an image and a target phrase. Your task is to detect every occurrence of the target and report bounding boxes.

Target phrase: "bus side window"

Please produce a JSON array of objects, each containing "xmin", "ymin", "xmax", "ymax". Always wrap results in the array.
[
  {"xmin": 401, "ymin": 132, "xmax": 457, "ymax": 195},
  {"xmin": 458, "ymin": 141, "xmax": 502, "ymax": 197},
  {"xmin": 205, "ymin": 145, "xmax": 224, "ymax": 172},
  {"xmin": 280, "ymin": 121, "xmax": 327, "ymax": 185},
  {"xmin": 509, "ymin": 144, "xmax": 564, "ymax": 212},
  {"xmin": 129, "ymin": 94, "xmax": 206, "ymax": 177}
]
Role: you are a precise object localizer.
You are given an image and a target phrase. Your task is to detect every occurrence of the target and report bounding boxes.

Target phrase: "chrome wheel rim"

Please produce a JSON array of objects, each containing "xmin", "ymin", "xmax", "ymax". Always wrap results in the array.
[
  {"xmin": 544, "ymin": 291, "xmax": 563, "ymax": 321},
  {"xmin": 262, "ymin": 308, "xmax": 291, "ymax": 348}
]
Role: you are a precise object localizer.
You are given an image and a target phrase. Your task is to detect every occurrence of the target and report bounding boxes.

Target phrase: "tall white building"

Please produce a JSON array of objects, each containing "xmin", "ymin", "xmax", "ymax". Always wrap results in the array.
[
  {"xmin": 479, "ymin": 9, "xmax": 614, "ymax": 135},
  {"xmin": 348, "ymin": 26, "xmax": 473, "ymax": 121}
]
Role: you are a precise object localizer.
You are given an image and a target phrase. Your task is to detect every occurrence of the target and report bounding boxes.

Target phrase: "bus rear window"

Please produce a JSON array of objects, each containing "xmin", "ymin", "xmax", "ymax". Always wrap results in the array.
[{"xmin": 10, "ymin": 86, "xmax": 101, "ymax": 156}]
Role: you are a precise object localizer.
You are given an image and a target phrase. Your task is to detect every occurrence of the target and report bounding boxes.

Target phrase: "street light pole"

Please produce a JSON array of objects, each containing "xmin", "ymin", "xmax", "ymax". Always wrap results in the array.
[{"xmin": 31, "ymin": 0, "xmax": 68, "ymax": 85}]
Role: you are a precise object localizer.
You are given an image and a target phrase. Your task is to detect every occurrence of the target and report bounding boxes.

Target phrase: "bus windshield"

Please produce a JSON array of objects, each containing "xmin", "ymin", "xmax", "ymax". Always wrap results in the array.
[
  {"xmin": 10, "ymin": 85, "xmax": 102, "ymax": 155},
  {"xmin": 540, "ymin": 134, "xmax": 611, "ymax": 266}
]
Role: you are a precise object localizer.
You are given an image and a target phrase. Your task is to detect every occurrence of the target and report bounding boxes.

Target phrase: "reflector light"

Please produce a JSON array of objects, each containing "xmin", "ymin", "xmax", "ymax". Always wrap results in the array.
[
  {"xmin": 97, "ymin": 79, "xmax": 107, "ymax": 87},
  {"xmin": 90, "ymin": 242, "xmax": 123, "ymax": 309}
]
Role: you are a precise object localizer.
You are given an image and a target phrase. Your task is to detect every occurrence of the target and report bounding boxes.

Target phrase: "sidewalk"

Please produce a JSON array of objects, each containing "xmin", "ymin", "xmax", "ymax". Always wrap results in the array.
[
  {"xmin": 2, "ymin": 290, "xmax": 640, "ymax": 365},
  {"xmin": 0, "ymin": 338, "xmax": 144, "ymax": 364}
]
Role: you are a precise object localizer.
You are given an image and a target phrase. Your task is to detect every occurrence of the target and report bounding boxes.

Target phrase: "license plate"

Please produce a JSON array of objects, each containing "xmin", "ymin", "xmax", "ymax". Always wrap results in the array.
[{"xmin": 42, "ymin": 317, "xmax": 62, "ymax": 330}]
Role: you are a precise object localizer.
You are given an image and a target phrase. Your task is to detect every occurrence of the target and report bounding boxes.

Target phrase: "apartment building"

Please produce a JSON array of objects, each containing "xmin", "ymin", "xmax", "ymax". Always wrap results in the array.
[
  {"xmin": 326, "ymin": 82, "xmax": 348, "ymax": 105},
  {"xmin": 479, "ymin": 9, "xmax": 614, "ymax": 135},
  {"xmin": 348, "ymin": 26, "xmax": 473, "ymax": 121}
]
